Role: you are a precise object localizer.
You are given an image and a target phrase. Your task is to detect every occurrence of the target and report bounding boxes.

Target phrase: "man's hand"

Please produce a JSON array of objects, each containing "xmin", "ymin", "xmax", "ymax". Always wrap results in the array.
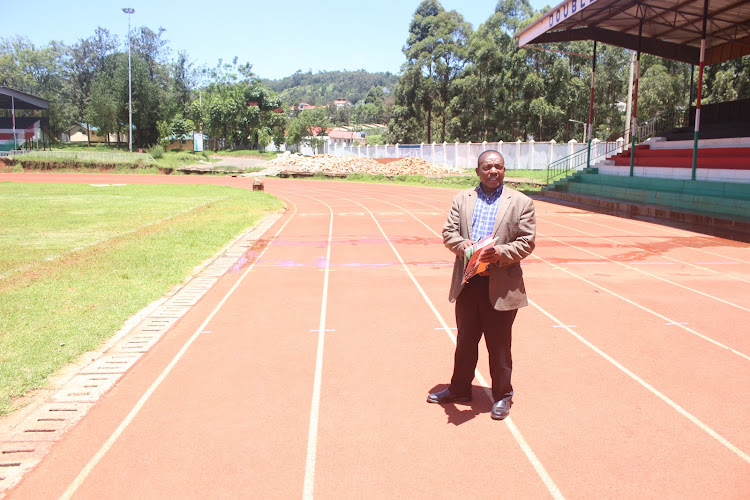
[
  {"xmin": 478, "ymin": 246, "xmax": 500, "ymax": 263},
  {"xmin": 462, "ymin": 240, "xmax": 473, "ymax": 251}
]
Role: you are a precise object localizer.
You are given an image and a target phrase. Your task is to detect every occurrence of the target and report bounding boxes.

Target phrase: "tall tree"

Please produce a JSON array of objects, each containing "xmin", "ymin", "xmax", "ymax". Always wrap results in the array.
[
  {"xmin": 66, "ymin": 28, "xmax": 118, "ymax": 144},
  {"xmin": 390, "ymin": 0, "xmax": 470, "ymax": 143}
]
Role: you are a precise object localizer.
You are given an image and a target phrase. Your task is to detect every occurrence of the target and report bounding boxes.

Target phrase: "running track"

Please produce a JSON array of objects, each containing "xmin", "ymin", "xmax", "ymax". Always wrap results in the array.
[{"xmin": 2, "ymin": 173, "xmax": 749, "ymax": 498}]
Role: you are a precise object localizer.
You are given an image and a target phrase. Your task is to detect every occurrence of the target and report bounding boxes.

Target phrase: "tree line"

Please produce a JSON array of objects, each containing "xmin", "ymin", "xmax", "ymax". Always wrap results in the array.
[
  {"xmin": 385, "ymin": 0, "xmax": 750, "ymax": 145},
  {"xmin": 0, "ymin": 31, "xmax": 389, "ymax": 151},
  {"xmin": 1, "ymin": 0, "xmax": 749, "ymax": 151}
]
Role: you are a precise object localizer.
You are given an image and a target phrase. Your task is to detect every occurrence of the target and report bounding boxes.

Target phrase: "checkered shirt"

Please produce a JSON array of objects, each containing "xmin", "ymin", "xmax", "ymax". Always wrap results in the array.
[{"xmin": 471, "ymin": 184, "xmax": 503, "ymax": 241}]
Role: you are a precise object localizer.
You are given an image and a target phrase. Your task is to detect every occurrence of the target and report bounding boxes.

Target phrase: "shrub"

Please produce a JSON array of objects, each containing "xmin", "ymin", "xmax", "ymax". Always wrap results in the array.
[{"xmin": 149, "ymin": 145, "xmax": 165, "ymax": 159}]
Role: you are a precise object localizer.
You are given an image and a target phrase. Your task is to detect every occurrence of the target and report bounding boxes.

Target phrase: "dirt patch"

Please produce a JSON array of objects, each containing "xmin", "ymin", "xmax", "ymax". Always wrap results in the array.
[{"xmin": 269, "ymin": 154, "xmax": 462, "ymax": 176}]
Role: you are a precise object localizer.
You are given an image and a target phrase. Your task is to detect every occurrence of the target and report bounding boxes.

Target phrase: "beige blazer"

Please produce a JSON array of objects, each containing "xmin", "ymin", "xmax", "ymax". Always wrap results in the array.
[{"xmin": 442, "ymin": 185, "xmax": 536, "ymax": 310}]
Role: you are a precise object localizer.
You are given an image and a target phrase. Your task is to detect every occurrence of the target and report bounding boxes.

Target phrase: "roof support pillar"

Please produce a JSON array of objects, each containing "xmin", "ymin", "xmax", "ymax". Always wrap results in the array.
[
  {"xmin": 11, "ymin": 96, "xmax": 17, "ymax": 151},
  {"xmin": 586, "ymin": 40, "xmax": 597, "ymax": 169},
  {"xmin": 629, "ymin": 21, "xmax": 643, "ymax": 177},
  {"xmin": 692, "ymin": 0, "xmax": 710, "ymax": 181}
]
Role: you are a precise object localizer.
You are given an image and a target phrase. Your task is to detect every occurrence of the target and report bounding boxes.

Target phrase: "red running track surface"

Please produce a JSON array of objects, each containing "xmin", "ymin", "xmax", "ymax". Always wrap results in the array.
[{"xmin": 1, "ymin": 173, "xmax": 748, "ymax": 498}]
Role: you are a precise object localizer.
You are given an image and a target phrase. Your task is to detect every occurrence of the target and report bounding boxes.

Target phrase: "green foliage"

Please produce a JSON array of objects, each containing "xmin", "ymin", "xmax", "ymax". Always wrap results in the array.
[
  {"xmin": 148, "ymin": 144, "xmax": 165, "ymax": 158},
  {"xmin": 263, "ymin": 70, "xmax": 398, "ymax": 108},
  {"xmin": 3, "ymin": 7, "xmax": 749, "ymax": 154},
  {"xmin": 286, "ymin": 108, "xmax": 331, "ymax": 153},
  {"xmin": 0, "ymin": 183, "xmax": 283, "ymax": 415},
  {"xmin": 170, "ymin": 115, "xmax": 194, "ymax": 139},
  {"xmin": 156, "ymin": 120, "xmax": 172, "ymax": 147},
  {"xmin": 387, "ymin": 1, "xmax": 749, "ymax": 144},
  {"xmin": 389, "ymin": 1, "xmax": 472, "ymax": 144}
]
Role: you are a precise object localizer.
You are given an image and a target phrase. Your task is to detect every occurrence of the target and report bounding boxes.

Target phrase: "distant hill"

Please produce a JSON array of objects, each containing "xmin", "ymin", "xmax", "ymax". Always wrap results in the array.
[{"xmin": 263, "ymin": 69, "xmax": 398, "ymax": 107}]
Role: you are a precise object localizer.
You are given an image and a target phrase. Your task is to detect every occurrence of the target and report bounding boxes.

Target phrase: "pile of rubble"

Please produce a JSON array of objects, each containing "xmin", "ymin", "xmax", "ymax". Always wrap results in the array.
[{"xmin": 268, "ymin": 153, "xmax": 463, "ymax": 176}]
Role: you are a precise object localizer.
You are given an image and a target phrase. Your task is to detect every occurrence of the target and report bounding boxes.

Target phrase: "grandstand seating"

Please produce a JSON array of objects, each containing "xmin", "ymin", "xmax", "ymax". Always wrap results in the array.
[{"xmin": 541, "ymin": 138, "xmax": 750, "ymax": 238}]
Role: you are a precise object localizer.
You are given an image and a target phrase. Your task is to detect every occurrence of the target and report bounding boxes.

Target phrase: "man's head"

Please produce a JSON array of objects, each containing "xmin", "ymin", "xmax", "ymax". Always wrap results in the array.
[{"xmin": 476, "ymin": 150, "xmax": 505, "ymax": 194}]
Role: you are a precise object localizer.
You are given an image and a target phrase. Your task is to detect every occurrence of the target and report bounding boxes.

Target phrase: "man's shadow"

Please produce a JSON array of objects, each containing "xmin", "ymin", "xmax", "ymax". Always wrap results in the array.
[{"xmin": 428, "ymin": 384, "xmax": 494, "ymax": 426}]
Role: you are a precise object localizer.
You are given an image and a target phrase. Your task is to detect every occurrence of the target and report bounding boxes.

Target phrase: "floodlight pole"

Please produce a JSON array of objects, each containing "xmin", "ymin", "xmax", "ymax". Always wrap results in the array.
[
  {"xmin": 630, "ymin": 21, "xmax": 643, "ymax": 177},
  {"xmin": 692, "ymin": 0, "xmax": 710, "ymax": 181},
  {"xmin": 586, "ymin": 41, "xmax": 597, "ymax": 170},
  {"xmin": 568, "ymin": 119, "xmax": 587, "ymax": 144},
  {"xmin": 123, "ymin": 8, "xmax": 134, "ymax": 153}
]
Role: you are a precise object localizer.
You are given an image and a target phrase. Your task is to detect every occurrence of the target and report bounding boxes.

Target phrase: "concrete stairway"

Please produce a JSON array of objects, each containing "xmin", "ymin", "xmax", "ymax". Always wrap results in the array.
[{"xmin": 541, "ymin": 168, "xmax": 750, "ymax": 238}]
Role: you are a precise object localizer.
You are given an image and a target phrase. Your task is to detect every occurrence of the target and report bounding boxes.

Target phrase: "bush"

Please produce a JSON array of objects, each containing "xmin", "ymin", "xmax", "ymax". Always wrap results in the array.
[{"xmin": 149, "ymin": 145, "xmax": 165, "ymax": 159}]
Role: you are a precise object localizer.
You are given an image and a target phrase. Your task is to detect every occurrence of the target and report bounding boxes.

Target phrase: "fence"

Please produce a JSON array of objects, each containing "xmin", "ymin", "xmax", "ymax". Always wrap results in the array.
[
  {"xmin": 0, "ymin": 150, "xmax": 156, "ymax": 163},
  {"xmin": 317, "ymin": 139, "xmax": 622, "ymax": 171}
]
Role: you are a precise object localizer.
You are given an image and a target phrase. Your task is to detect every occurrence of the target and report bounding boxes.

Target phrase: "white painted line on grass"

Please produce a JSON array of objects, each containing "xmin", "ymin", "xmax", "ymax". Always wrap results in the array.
[
  {"xmin": 530, "ymin": 298, "xmax": 750, "ymax": 465},
  {"xmin": 59, "ymin": 202, "xmax": 296, "ymax": 500}
]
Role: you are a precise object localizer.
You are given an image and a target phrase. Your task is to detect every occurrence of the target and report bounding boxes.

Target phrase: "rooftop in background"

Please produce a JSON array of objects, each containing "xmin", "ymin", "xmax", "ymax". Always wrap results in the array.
[
  {"xmin": 0, "ymin": 87, "xmax": 50, "ymax": 110},
  {"xmin": 517, "ymin": 0, "xmax": 750, "ymax": 65}
]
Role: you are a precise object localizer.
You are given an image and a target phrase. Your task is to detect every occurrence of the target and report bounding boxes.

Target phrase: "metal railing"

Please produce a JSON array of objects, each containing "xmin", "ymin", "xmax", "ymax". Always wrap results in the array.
[
  {"xmin": 0, "ymin": 150, "xmax": 156, "ymax": 163},
  {"xmin": 546, "ymin": 138, "xmax": 625, "ymax": 183},
  {"xmin": 546, "ymin": 108, "xmax": 689, "ymax": 183}
]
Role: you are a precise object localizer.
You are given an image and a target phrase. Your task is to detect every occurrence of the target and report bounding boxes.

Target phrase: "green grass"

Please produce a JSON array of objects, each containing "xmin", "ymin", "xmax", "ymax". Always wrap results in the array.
[
  {"xmin": 302, "ymin": 172, "xmax": 544, "ymax": 195},
  {"xmin": 3, "ymin": 149, "xmax": 220, "ymax": 174},
  {"xmin": 214, "ymin": 150, "xmax": 279, "ymax": 160},
  {"xmin": 459, "ymin": 168, "xmax": 549, "ymax": 182},
  {"xmin": 0, "ymin": 182, "xmax": 283, "ymax": 416},
  {"xmin": 55, "ymin": 142, "xmax": 129, "ymax": 151}
]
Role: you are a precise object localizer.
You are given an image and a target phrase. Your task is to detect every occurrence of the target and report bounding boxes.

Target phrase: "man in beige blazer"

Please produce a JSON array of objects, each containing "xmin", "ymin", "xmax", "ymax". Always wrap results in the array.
[{"xmin": 428, "ymin": 150, "xmax": 536, "ymax": 420}]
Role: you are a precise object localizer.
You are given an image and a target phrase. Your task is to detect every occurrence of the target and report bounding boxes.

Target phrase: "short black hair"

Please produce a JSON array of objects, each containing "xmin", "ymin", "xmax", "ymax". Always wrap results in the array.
[{"xmin": 477, "ymin": 150, "xmax": 503, "ymax": 166}]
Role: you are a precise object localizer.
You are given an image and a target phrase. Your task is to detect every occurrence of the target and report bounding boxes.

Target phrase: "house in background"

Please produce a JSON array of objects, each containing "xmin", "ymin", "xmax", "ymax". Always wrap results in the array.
[
  {"xmin": 333, "ymin": 98, "xmax": 351, "ymax": 107},
  {"xmin": 61, "ymin": 123, "xmax": 128, "ymax": 145},
  {"xmin": 328, "ymin": 127, "xmax": 365, "ymax": 146},
  {"xmin": 165, "ymin": 135, "xmax": 195, "ymax": 151},
  {"xmin": 166, "ymin": 133, "xmax": 219, "ymax": 152}
]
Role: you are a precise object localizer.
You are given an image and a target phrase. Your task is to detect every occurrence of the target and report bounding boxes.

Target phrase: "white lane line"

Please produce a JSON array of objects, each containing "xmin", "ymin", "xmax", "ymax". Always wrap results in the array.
[
  {"xmin": 376, "ymin": 190, "xmax": 750, "ymax": 363},
  {"xmin": 531, "ymin": 252, "xmax": 750, "ymax": 362},
  {"xmin": 545, "ymin": 214, "xmax": 750, "ymax": 282},
  {"xmin": 59, "ymin": 200, "xmax": 297, "ymax": 500},
  {"xmin": 538, "ymin": 230, "xmax": 750, "ymax": 313},
  {"xmin": 356, "ymin": 189, "xmax": 750, "ymax": 458},
  {"xmin": 330, "ymin": 189, "xmax": 750, "ymax": 360},
  {"xmin": 302, "ymin": 197, "xmax": 334, "ymax": 500},
  {"xmin": 339, "ymin": 194, "xmax": 565, "ymax": 500},
  {"xmin": 530, "ymin": 298, "xmax": 750, "ymax": 465}
]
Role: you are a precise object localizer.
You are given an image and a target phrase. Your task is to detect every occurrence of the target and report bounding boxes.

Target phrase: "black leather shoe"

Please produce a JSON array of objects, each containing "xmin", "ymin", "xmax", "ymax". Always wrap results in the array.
[
  {"xmin": 491, "ymin": 399, "xmax": 512, "ymax": 420},
  {"xmin": 427, "ymin": 388, "xmax": 472, "ymax": 404}
]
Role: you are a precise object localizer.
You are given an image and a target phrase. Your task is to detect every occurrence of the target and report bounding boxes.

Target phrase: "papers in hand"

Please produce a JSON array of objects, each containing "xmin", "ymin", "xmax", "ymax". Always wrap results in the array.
[{"xmin": 462, "ymin": 236, "xmax": 498, "ymax": 284}]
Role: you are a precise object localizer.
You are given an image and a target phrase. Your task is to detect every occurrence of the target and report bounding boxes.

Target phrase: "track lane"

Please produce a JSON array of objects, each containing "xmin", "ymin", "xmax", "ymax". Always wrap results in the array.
[
  {"xmin": 9, "ymin": 188, "xmax": 333, "ymax": 498},
  {"xmin": 326, "ymin": 183, "xmax": 746, "ymax": 494},
  {"xmin": 4, "ymin": 174, "xmax": 749, "ymax": 498},
  {"xmin": 544, "ymin": 211, "xmax": 750, "ymax": 280},
  {"xmin": 268, "ymin": 185, "xmax": 559, "ymax": 498},
  {"xmin": 331, "ymin": 185, "xmax": 750, "ymax": 357}
]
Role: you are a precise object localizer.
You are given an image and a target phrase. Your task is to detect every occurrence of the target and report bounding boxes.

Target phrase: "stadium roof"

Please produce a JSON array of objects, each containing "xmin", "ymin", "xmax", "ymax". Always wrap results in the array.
[
  {"xmin": 516, "ymin": 0, "xmax": 750, "ymax": 65},
  {"xmin": 0, "ymin": 87, "xmax": 49, "ymax": 110}
]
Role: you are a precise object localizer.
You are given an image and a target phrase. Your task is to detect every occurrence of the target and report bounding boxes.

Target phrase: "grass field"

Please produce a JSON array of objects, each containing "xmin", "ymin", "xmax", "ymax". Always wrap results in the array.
[
  {"xmin": 303, "ymin": 170, "xmax": 546, "ymax": 194},
  {"xmin": 0, "ymin": 182, "xmax": 283, "ymax": 416}
]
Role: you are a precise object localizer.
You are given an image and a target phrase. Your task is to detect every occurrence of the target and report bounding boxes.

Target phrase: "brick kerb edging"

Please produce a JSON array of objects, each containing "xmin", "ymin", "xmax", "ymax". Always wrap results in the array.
[{"xmin": 0, "ymin": 211, "xmax": 284, "ymax": 496}]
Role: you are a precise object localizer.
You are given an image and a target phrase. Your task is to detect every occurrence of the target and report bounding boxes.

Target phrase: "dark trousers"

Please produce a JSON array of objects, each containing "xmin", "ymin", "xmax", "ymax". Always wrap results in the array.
[{"xmin": 449, "ymin": 275, "xmax": 517, "ymax": 403}]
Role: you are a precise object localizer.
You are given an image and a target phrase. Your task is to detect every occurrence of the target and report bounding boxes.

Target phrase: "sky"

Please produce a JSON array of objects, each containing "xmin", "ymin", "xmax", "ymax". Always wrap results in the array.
[{"xmin": 3, "ymin": 0, "xmax": 552, "ymax": 81}]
